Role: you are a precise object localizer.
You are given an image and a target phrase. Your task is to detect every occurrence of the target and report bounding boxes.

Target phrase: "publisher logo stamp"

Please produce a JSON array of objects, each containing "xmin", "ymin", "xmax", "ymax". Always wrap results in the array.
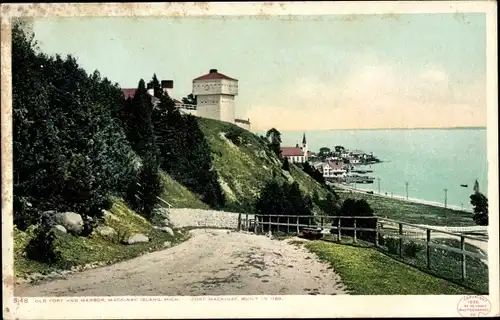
[{"xmin": 457, "ymin": 295, "xmax": 491, "ymax": 317}]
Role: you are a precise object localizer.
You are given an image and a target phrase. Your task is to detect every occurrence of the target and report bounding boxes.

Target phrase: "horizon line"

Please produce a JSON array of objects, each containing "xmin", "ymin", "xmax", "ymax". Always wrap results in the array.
[{"xmin": 253, "ymin": 126, "xmax": 487, "ymax": 132}]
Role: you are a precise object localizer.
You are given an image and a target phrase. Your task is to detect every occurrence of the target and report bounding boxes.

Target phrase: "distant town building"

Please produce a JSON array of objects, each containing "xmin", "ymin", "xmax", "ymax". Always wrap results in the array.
[
  {"xmin": 317, "ymin": 161, "xmax": 348, "ymax": 178},
  {"xmin": 280, "ymin": 133, "xmax": 311, "ymax": 163},
  {"xmin": 122, "ymin": 68, "xmax": 251, "ymax": 131}
]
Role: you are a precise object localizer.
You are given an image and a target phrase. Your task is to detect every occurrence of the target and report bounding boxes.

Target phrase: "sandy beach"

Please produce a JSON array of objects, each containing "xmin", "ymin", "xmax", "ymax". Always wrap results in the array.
[{"xmin": 334, "ymin": 183, "xmax": 473, "ymax": 213}]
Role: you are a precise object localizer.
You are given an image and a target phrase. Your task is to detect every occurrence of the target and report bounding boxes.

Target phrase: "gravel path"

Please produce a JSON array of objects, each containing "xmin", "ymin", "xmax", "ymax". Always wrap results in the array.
[
  {"xmin": 14, "ymin": 229, "xmax": 347, "ymax": 296},
  {"xmin": 167, "ymin": 208, "xmax": 254, "ymax": 229}
]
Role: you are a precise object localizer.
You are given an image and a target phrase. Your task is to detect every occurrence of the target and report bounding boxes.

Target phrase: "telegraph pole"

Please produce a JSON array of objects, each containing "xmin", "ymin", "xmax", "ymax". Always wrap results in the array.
[
  {"xmin": 405, "ymin": 181, "xmax": 409, "ymax": 200},
  {"xmin": 377, "ymin": 177, "xmax": 381, "ymax": 194},
  {"xmin": 444, "ymin": 188, "xmax": 448, "ymax": 208}
]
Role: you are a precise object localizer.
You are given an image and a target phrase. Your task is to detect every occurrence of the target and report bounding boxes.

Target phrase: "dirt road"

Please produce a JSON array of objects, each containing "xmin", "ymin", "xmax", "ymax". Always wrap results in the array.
[{"xmin": 15, "ymin": 229, "xmax": 347, "ymax": 296}]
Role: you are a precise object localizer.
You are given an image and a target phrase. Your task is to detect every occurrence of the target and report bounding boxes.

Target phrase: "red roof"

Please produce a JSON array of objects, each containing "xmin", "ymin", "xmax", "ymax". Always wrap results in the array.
[
  {"xmin": 122, "ymin": 88, "xmax": 137, "ymax": 99},
  {"xmin": 280, "ymin": 147, "xmax": 305, "ymax": 157},
  {"xmin": 326, "ymin": 161, "xmax": 346, "ymax": 170},
  {"xmin": 193, "ymin": 70, "xmax": 238, "ymax": 81}
]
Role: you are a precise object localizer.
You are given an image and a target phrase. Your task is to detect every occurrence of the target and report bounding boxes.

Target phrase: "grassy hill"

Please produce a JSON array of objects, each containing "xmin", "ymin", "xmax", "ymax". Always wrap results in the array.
[{"xmin": 197, "ymin": 117, "xmax": 334, "ymax": 213}]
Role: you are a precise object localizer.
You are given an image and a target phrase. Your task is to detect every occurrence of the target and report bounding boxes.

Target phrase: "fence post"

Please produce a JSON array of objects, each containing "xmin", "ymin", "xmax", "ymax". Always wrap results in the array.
[
  {"xmin": 398, "ymin": 223, "xmax": 403, "ymax": 257},
  {"xmin": 353, "ymin": 218, "xmax": 357, "ymax": 243},
  {"xmin": 375, "ymin": 219, "xmax": 379, "ymax": 247},
  {"xmin": 245, "ymin": 212, "xmax": 249, "ymax": 231},
  {"xmin": 337, "ymin": 218, "xmax": 342, "ymax": 241},
  {"xmin": 426, "ymin": 229, "xmax": 431, "ymax": 269},
  {"xmin": 309, "ymin": 216, "xmax": 312, "ymax": 227},
  {"xmin": 461, "ymin": 236, "xmax": 467, "ymax": 280},
  {"xmin": 296, "ymin": 217, "xmax": 300, "ymax": 234},
  {"xmin": 277, "ymin": 216, "xmax": 280, "ymax": 233},
  {"xmin": 237, "ymin": 213, "xmax": 242, "ymax": 231},
  {"xmin": 255, "ymin": 216, "xmax": 260, "ymax": 235},
  {"xmin": 287, "ymin": 216, "xmax": 290, "ymax": 234}
]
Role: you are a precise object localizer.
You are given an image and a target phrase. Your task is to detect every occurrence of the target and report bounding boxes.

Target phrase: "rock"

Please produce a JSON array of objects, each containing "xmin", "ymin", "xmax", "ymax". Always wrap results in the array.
[
  {"xmin": 96, "ymin": 225, "xmax": 116, "ymax": 237},
  {"xmin": 127, "ymin": 233, "xmax": 150, "ymax": 245},
  {"xmin": 153, "ymin": 226, "xmax": 175, "ymax": 236},
  {"xmin": 102, "ymin": 210, "xmax": 120, "ymax": 221},
  {"xmin": 54, "ymin": 224, "xmax": 67, "ymax": 233},
  {"xmin": 54, "ymin": 212, "xmax": 84, "ymax": 234},
  {"xmin": 163, "ymin": 241, "xmax": 171, "ymax": 247},
  {"xmin": 162, "ymin": 226, "xmax": 175, "ymax": 237},
  {"xmin": 162, "ymin": 218, "xmax": 170, "ymax": 226},
  {"xmin": 29, "ymin": 272, "xmax": 44, "ymax": 281}
]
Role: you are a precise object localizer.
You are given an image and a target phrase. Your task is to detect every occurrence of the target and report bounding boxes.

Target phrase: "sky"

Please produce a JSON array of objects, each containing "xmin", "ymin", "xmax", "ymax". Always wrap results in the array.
[{"xmin": 30, "ymin": 13, "xmax": 487, "ymax": 131}]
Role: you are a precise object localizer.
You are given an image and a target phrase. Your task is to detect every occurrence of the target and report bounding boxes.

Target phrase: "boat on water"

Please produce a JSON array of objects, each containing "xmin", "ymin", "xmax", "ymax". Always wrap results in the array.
[
  {"xmin": 460, "ymin": 184, "xmax": 468, "ymax": 188},
  {"xmin": 351, "ymin": 169, "xmax": 374, "ymax": 174}
]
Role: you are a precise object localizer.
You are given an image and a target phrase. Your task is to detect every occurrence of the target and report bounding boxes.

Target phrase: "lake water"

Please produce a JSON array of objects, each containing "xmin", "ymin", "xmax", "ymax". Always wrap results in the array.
[{"xmin": 276, "ymin": 128, "xmax": 488, "ymax": 210}]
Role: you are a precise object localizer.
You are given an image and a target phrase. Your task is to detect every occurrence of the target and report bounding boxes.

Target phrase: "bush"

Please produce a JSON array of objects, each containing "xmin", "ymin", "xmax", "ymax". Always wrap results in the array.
[
  {"xmin": 26, "ymin": 215, "xmax": 61, "ymax": 263},
  {"xmin": 225, "ymin": 127, "xmax": 243, "ymax": 146},
  {"xmin": 80, "ymin": 215, "xmax": 99, "ymax": 237},
  {"xmin": 404, "ymin": 241, "xmax": 424, "ymax": 258},
  {"xmin": 384, "ymin": 237, "xmax": 399, "ymax": 255}
]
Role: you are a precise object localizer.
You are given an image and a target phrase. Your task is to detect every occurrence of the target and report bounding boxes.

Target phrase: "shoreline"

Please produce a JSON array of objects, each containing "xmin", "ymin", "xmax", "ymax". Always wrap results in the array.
[{"xmin": 333, "ymin": 183, "xmax": 473, "ymax": 213}]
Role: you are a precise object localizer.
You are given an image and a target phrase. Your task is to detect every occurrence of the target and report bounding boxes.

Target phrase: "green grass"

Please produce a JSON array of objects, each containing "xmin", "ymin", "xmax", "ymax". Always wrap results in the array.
[
  {"xmin": 159, "ymin": 171, "xmax": 209, "ymax": 209},
  {"xmin": 302, "ymin": 240, "xmax": 475, "ymax": 295},
  {"xmin": 14, "ymin": 198, "xmax": 190, "ymax": 279},
  {"xmin": 197, "ymin": 117, "xmax": 333, "ymax": 214},
  {"xmin": 337, "ymin": 189, "xmax": 474, "ymax": 226},
  {"xmin": 390, "ymin": 238, "xmax": 489, "ymax": 294}
]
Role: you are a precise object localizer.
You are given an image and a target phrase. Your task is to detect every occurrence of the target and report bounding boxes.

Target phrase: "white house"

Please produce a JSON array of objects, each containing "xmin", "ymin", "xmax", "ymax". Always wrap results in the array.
[
  {"xmin": 319, "ymin": 161, "xmax": 347, "ymax": 178},
  {"xmin": 280, "ymin": 133, "xmax": 311, "ymax": 164}
]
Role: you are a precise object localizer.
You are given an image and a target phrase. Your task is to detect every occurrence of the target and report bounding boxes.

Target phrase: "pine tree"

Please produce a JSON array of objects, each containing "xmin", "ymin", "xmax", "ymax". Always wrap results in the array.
[
  {"xmin": 282, "ymin": 157, "xmax": 290, "ymax": 171},
  {"xmin": 151, "ymin": 73, "xmax": 162, "ymax": 99},
  {"xmin": 470, "ymin": 192, "xmax": 488, "ymax": 225}
]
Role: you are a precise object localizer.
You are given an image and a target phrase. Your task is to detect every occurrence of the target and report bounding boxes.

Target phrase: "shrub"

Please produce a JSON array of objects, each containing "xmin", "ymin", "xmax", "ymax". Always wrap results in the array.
[
  {"xmin": 80, "ymin": 215, "xmax": 99, "ymax": 237},
  {"xmin": 26, "ymin": 215, "xmax": 61, "ymax": 263},
  {"xmin": 384, "ymin": 237, "xmax": 399, "ymax": 255},
  {"xmin": 225, "ymin": 127, "xmax": 243, "ymax": 146},
  {"xmin": 404, "ymin": 241, "xmax": 424, "ymax": 258}
]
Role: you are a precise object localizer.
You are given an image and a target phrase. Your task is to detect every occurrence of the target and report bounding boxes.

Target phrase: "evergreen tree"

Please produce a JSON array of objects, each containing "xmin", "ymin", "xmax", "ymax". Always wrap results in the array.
[
  {"xmin": 282, "ymin": 157, "xmax": 290, "ymax": 171},
  {"xmin": 182, "ymin": 93, "xmax": 197, "ymax": 105},
  {"xmin": 265, "ymin": 128, "xmax": 282, "ymax": 157},
  {"xmin": 150, "ymin": 73, "xmax": 163, "ymax": 99},
  {"xmin": 12, "ymin": 22, "xmax": 136, "ymax": 229},
  {"xmin": 137, "ymin": 152, "xmax": 163, "ymax": 219},
  {"xmin": 470, "ymin": 192, "xmax": 488, "ymax": 226}
]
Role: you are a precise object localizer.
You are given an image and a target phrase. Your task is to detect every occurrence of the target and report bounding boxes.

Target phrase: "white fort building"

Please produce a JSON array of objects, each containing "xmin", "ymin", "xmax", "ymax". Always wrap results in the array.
[{"xmin": 122, "ymin": 69, "xmax": 251, "ymax": 131}]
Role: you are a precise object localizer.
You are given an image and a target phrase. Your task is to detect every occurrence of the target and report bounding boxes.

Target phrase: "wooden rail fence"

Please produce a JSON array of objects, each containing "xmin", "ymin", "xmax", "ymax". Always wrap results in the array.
[{"xmin": 238, "ymin": 213, "xmax": 488, "ymax": 282}]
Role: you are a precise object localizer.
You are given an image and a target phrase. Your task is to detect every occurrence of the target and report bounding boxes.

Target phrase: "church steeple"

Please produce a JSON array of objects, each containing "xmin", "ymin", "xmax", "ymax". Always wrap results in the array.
[{"xmin": 302, "ymin": 132, "xmax": 307, "ymax": 145}]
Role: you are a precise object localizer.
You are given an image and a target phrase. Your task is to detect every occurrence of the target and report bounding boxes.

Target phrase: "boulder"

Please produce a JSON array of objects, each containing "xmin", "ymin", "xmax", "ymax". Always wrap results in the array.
[
  {"xmin": 127, "ymin": 233, "xmax": 150, "ymax": 245},
  {"xmin": 54, "ymin": 212, "xmax": 84, "ymax": 234},
  {"xmin": 102, "ymin": 210, "xmax": 120, "ymax": 221},
  {"xmin": 154, "ymin": 226, "xmax": 175, "ymax": 237},
  {"xmin": 95, "ymin": 225, "xmax": 116, "ymax": 237},
  {"xmin": 54, "ymin": 225, "xmax": 67, "ymax": 233},
  {"xmin": 163, "ymin": 241, "xmax": 172, "ymax": 247}
]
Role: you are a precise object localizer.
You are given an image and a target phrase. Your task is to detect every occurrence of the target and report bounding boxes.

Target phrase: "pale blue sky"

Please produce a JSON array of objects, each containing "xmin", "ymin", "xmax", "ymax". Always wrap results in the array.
[{"xmin": 31, "ymin": 14, "xmax": 487, "ymax": 130}]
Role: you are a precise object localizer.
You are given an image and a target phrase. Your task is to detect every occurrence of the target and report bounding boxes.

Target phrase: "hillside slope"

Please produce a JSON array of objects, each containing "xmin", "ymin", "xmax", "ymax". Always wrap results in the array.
[{"xmin": 197, "ymin": 118, "xmax": 334, "ymax": 213}]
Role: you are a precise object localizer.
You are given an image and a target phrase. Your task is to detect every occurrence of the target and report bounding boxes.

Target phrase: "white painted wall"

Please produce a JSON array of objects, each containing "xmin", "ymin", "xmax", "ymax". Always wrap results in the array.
[
  {"xmin": 235, "ymin": 121, "xmax": 250, "ymax": 131},
  {"xmin": 219, "ymin": 95, "xmax": 235, "ymax": 123},
  {"xmin": 193, "ymin": 79, "xmax": 239, "ymax": 96},
  {"xmin": 197, "ymin": 95, "xmax": 220, "ymax": 120}
]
